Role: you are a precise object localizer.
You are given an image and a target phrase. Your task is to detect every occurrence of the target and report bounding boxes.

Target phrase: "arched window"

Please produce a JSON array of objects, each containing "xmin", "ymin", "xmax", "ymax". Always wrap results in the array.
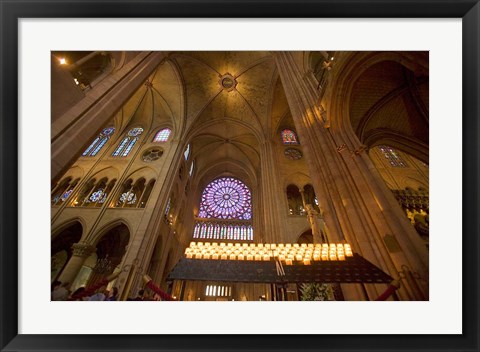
[
  {"xmin": 82, "ymin": 127, "xmax": 115, "ymax": 156},
  {"xmin": 112, "ymin": 127, "xmax": 143, "ymax": 157},
  {"xmin": 51, "ymin": 177, "xmax": 80, "ymax": 205},
  {"xmin": 73, "ymin": 178, "xmax": 116, "ymax": 207},
  {"xmin": 303, "ymin": 184, "xmax": 320, "ymax": 213},
  {"xmin": 194, "ymin": 177, "xmax": 253, "ymax": 241},
  {"xmin": 184, "ymin": 144, "xmax": 190, "ymax": 160},
  {"xmin": 281, "ymin": 129, "xmax": 299, "ymax": 145},
  {"xmin": 153, "ymin": 128, "xmax": 171, "ymax": 143},
  {"xmin": 286, "ymin": 184, "xmax": 304, "ymax": 215},
  {"xmin": 378, "ymin": 145, "xmax": 408, "ymax": 167},
  {"xmin": 113, "ymin": 177, "xmax": 155, "ymax": 209}
]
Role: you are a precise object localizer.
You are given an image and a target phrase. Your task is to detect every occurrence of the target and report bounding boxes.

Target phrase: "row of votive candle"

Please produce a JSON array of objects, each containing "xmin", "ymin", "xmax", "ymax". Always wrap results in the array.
[{"xmin": 184, "ymin": 242, "xmax": 353, "ymax": 263}]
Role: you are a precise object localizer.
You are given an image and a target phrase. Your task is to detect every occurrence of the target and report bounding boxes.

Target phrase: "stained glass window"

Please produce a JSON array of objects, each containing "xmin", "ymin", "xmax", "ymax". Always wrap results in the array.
[
  {"xmin": 51, "ymin": 177, "xmax": 79, "ymax": 205},
  {"xmin": 165, "ymin": 197, "xmax": 171, "ymax": 217},
  {"xmin": 378, "ymin": 145, "xmax": 408, "ymax": 167},
  {"xmin": 88, "ymin": 188, "xmax": 106, "ymax": 203},
  {"xmin": 194, "ymin": 177, "xmax": 253, "ymax": 241},
  {"xmin": 281, "ymin": 129, "xmax": 299, "ymax": 145},
  {"xmin": 192, "ymin": 222, "xmax": 254, "ymax": 241},
  {"xmin": 119, "ymin": 191, "xmax": 137, "ymax": 205},
  {"xmin": 198, "ymin": 177, "xmax": 252, "ymax": 220},
  {"xmin": 184, "ymin": 144, "xmax": 190, "ymax": 160},
  {"xmin": 82, "ymin": 127, "xmax": 115, "ymax": 156},
  {"xmin": 153, "ymin": 128, "xmax": 171, "ymax": 142},
  {"xmin": 112, "ymin": 127, "xmax": 143, "ymax": 157}
]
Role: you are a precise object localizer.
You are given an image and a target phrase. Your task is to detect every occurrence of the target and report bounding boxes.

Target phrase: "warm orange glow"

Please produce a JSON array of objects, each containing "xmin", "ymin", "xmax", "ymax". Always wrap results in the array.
[{"xmin": 185, "ymin": 242, "xmax": 354, "ymax": 262}]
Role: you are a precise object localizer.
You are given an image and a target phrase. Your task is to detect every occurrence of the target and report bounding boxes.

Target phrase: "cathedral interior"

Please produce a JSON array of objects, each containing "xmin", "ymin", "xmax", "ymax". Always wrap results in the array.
[{"xmin": 51, "ymin": 51, "xmax": 429, "ymax": 301}]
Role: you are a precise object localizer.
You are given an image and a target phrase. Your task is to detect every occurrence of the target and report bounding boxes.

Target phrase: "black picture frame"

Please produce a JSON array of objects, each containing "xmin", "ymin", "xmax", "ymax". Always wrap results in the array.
[{"xmin": 1, "ymin": 1, "xmax": 478, "ymax": 351}]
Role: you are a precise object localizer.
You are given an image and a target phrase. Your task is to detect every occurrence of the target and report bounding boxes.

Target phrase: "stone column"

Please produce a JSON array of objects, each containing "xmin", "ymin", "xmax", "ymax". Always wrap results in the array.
[
  {"xmin": 58, "ymin": 243, "xmax": 96, "ymax": 288},
  {"xmin": 275, "ymin": 52, "xmax": 428, "ymax": 300},
  {"xmin": 259, "ymin": 140, "xmax": 286, "ymax": 243}
]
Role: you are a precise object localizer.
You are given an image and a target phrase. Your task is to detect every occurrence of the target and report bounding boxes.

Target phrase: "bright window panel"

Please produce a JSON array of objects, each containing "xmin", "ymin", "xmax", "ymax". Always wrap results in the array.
[
  {"xmin": 153, "ymin": 128, "xmax": 171, "ymax": 142},
  {"xmin": 193, "ymin": 223, "xmax": 253, "ymax": 241},
  {"xmin": 122, "ymin": 137, "xmax": 138, "ymax": 156},
  {"xmin": 113, "ymin": 137, "xmax": 130, "ymax": 156},
  {"xmin": 82, "ymin": 127, "xmax": 115, "ymax": 156},
  {"xmin": 184, "ymin": 144, "xmax": 190, "ymax": 160},
  {"xmin": 189, "ymin": 161, "xmax": 194, "ymax": 176}
]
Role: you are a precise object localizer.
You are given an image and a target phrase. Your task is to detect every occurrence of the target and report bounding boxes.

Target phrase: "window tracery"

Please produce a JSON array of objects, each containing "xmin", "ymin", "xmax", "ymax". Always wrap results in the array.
[
  {"xmin": 194, "ymin": 177, "xmax": 253, "ymax": 241},
  {"xmin": 112, "ymin": 127, "xmax": 143, "ymax": 157},
  {"xmin": 82, "ymin": 127, "xmax": 115, "ymax": 157},
  {"xmin": 153, "ymin": 128, "xmax": 171, "ymax": 143},
  {"xmin": 378, "ymin": 145, "xmax": 408, "ymax": 167}
]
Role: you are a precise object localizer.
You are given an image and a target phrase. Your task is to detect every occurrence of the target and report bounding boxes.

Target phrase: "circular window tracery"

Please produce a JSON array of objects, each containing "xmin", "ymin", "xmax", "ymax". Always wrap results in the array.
[
  {"xmin": 284, "ymin": 147, "xmax": 303, "ymax": 160},
  {"xmin": 198, "ymin": 177, "xmax": 252, "ymax": 220},
  {"xmin": 128, "ymin": 127, "xmax": 144, "ymax": 137},
  {"xmin": 142, "ymin": 147, "xmax": 163, "ymax": 162}
]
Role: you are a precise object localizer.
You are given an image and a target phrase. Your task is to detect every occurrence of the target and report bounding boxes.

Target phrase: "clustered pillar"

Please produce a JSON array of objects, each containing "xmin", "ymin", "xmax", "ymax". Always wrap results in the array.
[{"xmin": 275, "ymin": 52, "xmax": 429, "ymax": 300}]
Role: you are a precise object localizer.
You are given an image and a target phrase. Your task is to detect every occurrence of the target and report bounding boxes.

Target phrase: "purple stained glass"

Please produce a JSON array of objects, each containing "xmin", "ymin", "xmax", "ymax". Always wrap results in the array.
[
  {"xmin": 128, "ymin": 127, "xmax": 144, "ymax": 137},
  {"xmin": 89, "ymin": 189, "xmax": 104, "ymax": 203},
  {"xmin": 102, "ymin": 127, "xmax": 115, "ymax": 136},
  {"xmin": 281, "ymin": 129, "xmax": 299, "ymax": 145},
  {"xmin": 153, "ymin": 128, "xmax": 171, "ymax": 142},
  {"xmin": 198, "ymin": 177, "xmax": 252, "ymax": 220},
  {"xmin": 61, "ymin": 189, "xmax": 73, "ymax": 202}
]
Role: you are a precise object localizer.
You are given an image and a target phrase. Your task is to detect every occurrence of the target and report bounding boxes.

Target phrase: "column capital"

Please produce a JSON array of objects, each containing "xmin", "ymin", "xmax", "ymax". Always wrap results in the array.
[{"xmin": 71, "ymin": 243, "xmax": 96, "ymax": 258}]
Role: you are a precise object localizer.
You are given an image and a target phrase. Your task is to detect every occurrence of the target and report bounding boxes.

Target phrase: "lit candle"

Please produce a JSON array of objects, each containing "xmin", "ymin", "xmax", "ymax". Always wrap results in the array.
[
  {"xmin": 303, "ymin": 259, "xmax": 311, "ymax": 265},
  {"xmin": 285, "ymin": 258, "xmax": 293, "ymax": 265}
]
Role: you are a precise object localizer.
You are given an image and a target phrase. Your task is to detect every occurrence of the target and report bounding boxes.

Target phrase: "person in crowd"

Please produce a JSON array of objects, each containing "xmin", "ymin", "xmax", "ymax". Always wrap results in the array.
[
  {"xmin": 88, "ymin": 285, "xmax": 108, "ymax": 301},
  {"xmin": 69, "ymin": 287, "xmax": 87, "ymax": 301},
  {"xmin": 127, "ymin": 289, "xmax": 145, "ymax": 301},
  {"xmin": 51, "ymin": 280, "xmax": 70, "ymax": 301},
  {"xmin": 106, "ymin": 287, "xmax": 119, "ymax": 301}
]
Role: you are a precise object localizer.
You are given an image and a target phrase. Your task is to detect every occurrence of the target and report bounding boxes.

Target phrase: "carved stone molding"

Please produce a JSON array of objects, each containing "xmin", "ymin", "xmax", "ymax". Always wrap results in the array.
[{"xmin": 71, "ymin": 243, "xmax": 96, "ymax": 258}]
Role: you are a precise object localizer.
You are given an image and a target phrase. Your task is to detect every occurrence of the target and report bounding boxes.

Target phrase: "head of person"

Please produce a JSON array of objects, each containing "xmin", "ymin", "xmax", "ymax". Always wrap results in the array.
[{"xmin": 51, "ymin": 280, "xmax": 61, "ymax": 291}]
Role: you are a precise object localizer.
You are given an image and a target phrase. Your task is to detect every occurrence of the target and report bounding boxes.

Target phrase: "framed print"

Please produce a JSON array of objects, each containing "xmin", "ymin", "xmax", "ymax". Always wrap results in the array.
[{"xmin": 1, "ymin": 0, "xmax": 479, "ymax": 351}]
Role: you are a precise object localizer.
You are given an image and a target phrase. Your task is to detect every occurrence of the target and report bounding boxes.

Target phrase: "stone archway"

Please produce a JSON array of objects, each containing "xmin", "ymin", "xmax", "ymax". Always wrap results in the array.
[
  {"xmin": 87, "ymin": 223, "xmax": 130, "ymax": 287},
  {"xmin": 51, "ymin": 221, "xmax": 83, "ymax": 283}
]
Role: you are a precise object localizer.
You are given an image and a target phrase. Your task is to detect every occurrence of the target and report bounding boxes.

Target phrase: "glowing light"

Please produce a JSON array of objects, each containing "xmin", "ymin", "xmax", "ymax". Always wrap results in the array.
[{"xmin": 185, "ymin": 242, "xmax": 354, "ymax": 262}]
